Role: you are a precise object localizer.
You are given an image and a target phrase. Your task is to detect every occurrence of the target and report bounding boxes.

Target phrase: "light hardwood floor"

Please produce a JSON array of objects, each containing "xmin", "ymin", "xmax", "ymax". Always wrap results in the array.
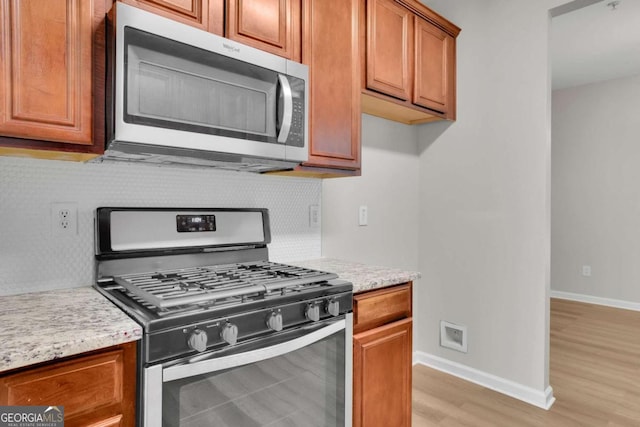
[{"xmin": 412, "ymin": 298, "xmax": 640, "ymax": 426}]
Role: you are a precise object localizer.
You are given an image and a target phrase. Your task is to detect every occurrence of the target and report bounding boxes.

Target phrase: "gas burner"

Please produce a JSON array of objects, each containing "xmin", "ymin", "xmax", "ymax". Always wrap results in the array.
[{"xmin": 114, "ymin": 261, "xmax": 337, "ymax": 308}]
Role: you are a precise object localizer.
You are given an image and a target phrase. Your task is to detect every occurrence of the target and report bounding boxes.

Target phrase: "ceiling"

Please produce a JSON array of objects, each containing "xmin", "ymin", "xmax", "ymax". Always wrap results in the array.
[{"xmin": 551, "ymin": 0, "xmax": 640, "ymax": 90}]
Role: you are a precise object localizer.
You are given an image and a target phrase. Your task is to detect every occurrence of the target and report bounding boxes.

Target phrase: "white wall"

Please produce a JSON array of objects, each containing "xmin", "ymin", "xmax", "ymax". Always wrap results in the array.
[
  {"xmin": 0, "ymin": 157, "xmax": 321, "ymax": 296},
  {"xmin": 415, "ymin": 0, "xmax": 553, "ymax": 401},
  {"xmin": 552, "ymin": 74, "xmax": 640, "ymax": 304},
  {"xmin": 323, "ymin": 0, "xmax": 559, "ymax": 407},
  {"xmin": 322, "ymin": 114, "xmax": 420, "ymax": 270}
]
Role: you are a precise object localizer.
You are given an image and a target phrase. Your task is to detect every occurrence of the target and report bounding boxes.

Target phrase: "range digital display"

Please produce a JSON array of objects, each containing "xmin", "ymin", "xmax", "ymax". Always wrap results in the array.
[{"xmin": 176, "ymin": 215, "xmax": 216, "ymax": 233}]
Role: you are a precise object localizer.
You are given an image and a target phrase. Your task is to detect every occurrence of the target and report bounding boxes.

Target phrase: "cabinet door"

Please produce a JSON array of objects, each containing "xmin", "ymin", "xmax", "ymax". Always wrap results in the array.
[
  {"xmin": 300, "ymin": 0, "xmax": 360, "ymax": 172},
  {"xmin": 353, "ymin": 318, "xmax": 412, "ymax": 427},
  {"xmin": 226, "ymin": 0, "xmax": 300, "ymax": 61},
  {"xmin": 413, "ymin": 15, "xmax": 454, "ymax": 115},
  {"xmin": 0, "ymin": 0, "xmax": 93, "ymax": 145},
  {"xmin": 366, "ymin": 0, "xmax": 412, "ymax": 101},
  {"xmin": 0, "ymin": 342, "xmax": 137, "ymax": 427},
  {"xmin": 119, "ymin": 0, "xmax": 224, "ymax": 35}
]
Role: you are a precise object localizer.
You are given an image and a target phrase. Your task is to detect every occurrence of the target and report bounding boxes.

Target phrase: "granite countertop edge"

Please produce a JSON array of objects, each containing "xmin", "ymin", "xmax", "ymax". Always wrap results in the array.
[
  {"xmin": 288, "ymin": 257, "xmax": 422, "ymax": 293},
  {"xmin": 0, "ymin": 286, "xmax": 142, "ymax": 374}
]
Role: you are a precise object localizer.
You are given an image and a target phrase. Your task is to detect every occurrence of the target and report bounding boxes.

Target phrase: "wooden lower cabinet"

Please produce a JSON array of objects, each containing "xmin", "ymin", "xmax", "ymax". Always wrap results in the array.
[
  {"xmin": 354, "ymin": 318, "xmax": 412, "ymax": 427},
  {"xmin": 352, "ymin": 283, "xmax": 413, "ymax": 427},
  {"xmin": 0, "ymin": 342, "xmax": 137, "ymax": 427}
]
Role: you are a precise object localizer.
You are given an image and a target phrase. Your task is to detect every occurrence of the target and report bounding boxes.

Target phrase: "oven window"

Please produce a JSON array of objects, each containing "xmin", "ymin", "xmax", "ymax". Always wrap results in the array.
[{"xmin": 162, "ymin": 332, "xmax": 346, "ymax": 427}]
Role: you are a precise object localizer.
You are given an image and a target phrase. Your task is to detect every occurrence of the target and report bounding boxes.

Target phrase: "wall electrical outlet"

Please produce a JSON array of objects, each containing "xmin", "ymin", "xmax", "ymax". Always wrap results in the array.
[
  {"xmin": 51, "ymin": 202, "xmax": 78, "ymax": 236},
  {"xmin": 582, "ymin": 265, "xmax": 592, "ymax": 277}
]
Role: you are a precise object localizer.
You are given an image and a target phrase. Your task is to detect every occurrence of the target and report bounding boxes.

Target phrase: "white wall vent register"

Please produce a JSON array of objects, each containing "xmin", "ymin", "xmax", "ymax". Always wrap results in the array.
[{"xmin": 440, "ymin": 320, "xmax": 468, "ymax": 353}]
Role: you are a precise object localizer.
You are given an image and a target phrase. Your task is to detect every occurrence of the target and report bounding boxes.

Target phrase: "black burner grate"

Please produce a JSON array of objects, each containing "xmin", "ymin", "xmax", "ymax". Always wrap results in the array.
[{"xmin": 114, "ymin": 261, "xmax": 337, "ymax": 308}]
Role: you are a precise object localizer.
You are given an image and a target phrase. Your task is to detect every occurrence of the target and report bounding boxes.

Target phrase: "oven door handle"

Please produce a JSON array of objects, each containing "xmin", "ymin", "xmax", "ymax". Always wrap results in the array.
[{"xmin": 163, "ymin": 318, "xmax": 346, "ymax": 382}]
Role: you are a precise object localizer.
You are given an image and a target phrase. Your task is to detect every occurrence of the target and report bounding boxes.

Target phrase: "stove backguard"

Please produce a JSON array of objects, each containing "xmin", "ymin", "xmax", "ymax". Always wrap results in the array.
[{"xmin": 95, "ymin": 207, "xmax": 271, "ymax": 261}]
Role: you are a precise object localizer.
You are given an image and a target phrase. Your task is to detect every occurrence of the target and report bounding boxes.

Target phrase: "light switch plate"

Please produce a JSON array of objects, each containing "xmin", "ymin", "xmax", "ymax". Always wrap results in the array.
[
  {"xmin": 309, "ymin": 204, "xmax": 320, "ymax": 228},
  {"xmin": 359, "ymin": 205, "xmax": 368, "ymax": 226}
]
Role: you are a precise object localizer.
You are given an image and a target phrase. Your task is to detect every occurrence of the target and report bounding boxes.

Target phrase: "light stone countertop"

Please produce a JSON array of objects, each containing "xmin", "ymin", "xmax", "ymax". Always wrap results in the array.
[
  {"xmin": 0, "ymin": 286, "xmax": 142, "ymax": 373},
  {"xmin": 0, "ymin": 259, "xmax": 417, "ymax": 373},
  {"xmin": 289, "ymin": 258, "xmax": 421, "ymax": 293}
]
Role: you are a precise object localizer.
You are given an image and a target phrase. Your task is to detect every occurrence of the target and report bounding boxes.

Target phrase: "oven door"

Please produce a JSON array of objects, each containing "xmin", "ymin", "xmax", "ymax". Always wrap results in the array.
[{"xmin": 144, "ymin": 314, "xmax": 353, "ymax": 427}]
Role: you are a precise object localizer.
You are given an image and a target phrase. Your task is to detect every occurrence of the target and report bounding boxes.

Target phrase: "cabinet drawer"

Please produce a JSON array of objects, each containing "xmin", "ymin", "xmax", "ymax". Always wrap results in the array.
[
  {"xmin": 1, "ymin": 351, "xmax": 122, "ymax": 413},
  {"xmin": 0, "ymin": 342, "xmax": 136, "ymax": 426},
  {"xmin": 353, "ymin": 282, "xmax": 412, "ymax": 332}
]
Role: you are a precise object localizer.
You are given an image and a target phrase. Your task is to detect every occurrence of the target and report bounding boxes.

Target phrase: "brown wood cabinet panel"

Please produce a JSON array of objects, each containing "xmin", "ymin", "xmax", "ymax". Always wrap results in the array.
[
  {"xmin": 366, "ymin": 0, "xmax": 412, "ymax": 101},
  {"xmin": 413, "ymin": 15, "xmax": 453, "ymax": 115},
  {"xmin": 361, "ymin": 0, "xmax": 460, "ymax": 124},
  {"xmin": 120, "ymin": 0, "xmax": 224, "ymax": 35},
  {"xmin": 299, "ymin": 0, "xmax": 360, "ymax": 172},
  {"xmin": 353, "ymin": 318, "xmax": 412, "ymax": 427},
  {"xmin": 0, "ymin": 0, "xmax": 108, "ymax": 159},
  {"xmin": 0, "ymin": 0, "xmax": 93, "ymax": 144},
  {"xmin": 86, "ymin": 415, "xmax": 124, "ymax": 427},
  {"xmin": 0, "ymin": 342, "xmax": 136, "ymax": 427},
  {"xmin": 354, "ymin": 282, "xmax": 412, "ymax": 333},
  {"xmin": 226, "ymin": 0, "xmax": 300, "ymax": 61}
]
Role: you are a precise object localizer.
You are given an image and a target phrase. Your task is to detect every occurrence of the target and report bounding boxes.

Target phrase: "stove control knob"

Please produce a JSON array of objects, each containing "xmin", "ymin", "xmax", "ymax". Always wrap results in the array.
[
  {"xmin": 306, "ymin": 303, "xmax": 321, "ymax": 322},
  {"xmin": 188, "ymin": 329, "xmax": 208, "ymax": 353},
  {"xmin": 221, "ymin": 322, "xmax": 238, "ymax": 346},
  {"xmin": 267, "ymin": 312, "xmax": 283, "ymax": 332},
  {"xmin": 327, "ymin": 299, "xmax": 340, "ymax": 317}
]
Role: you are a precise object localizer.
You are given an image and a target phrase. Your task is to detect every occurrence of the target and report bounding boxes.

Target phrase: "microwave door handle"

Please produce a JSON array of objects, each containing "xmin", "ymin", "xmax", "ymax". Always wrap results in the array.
[{"xmin": 277, "ymin": 74, "xmax": 293, "ymax": 143}]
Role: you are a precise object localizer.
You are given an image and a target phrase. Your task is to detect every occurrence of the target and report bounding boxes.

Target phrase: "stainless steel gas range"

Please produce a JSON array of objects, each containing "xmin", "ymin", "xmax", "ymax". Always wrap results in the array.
[{"xmin": 94, "ymin": 207, "xmax": 353, "ymax": 427}]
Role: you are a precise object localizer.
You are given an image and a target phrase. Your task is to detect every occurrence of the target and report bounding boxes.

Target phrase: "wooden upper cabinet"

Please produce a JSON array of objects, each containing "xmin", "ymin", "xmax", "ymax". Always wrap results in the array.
[
  {"xmin": 120, "ymin": 0, "xmax": 224, "ymax": 35},
  {"xmin": 361, "ymin": 0, "xmax": 460, "ymax": 124},
  {"xmin": 0, "ymin": 0, "xmax": 107, "ymax": 160},
  {"xmin": 413, "ymin": 15, "xmax": 454, "ymax": 115},
  {"xmin": 295, "ymin": 0, "xmax": 360, "ymax": 175},
  {"xmin": 119, "ymin": 0, "xmax": 297, "ymax": 59},
  {"xmin": 366, "ymin": 0, "xmax": 412, "ymax": 102},
  {"xmin": 0, "ymin": 0, "xmax": 93, "ymax": 145},
  {"xmin": 226, "ymin": 0, "xmax": 301, "ymax": 61}
]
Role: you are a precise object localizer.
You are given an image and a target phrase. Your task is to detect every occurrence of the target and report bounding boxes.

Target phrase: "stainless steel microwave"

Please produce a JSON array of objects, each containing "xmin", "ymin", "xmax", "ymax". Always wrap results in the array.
[{"xmin": 101, "ymin": 3, "xmax": 308, "ymax": 172}]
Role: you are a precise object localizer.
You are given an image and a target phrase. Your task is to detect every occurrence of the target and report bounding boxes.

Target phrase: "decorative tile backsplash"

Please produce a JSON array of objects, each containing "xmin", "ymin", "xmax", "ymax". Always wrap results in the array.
[{"xmin": 0, "ymin": 157, "xmax": 321, "ymax": 296}]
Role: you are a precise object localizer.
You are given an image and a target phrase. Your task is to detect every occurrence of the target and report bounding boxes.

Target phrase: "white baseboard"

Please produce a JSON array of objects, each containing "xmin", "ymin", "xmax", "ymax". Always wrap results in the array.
[
  {"xmin": 551, "ymin": 290, "xmax": 640, "ymax": 312},
  {"xmin": 413, "ymin": 351, "xmax": 555, "ymax": 410}
]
